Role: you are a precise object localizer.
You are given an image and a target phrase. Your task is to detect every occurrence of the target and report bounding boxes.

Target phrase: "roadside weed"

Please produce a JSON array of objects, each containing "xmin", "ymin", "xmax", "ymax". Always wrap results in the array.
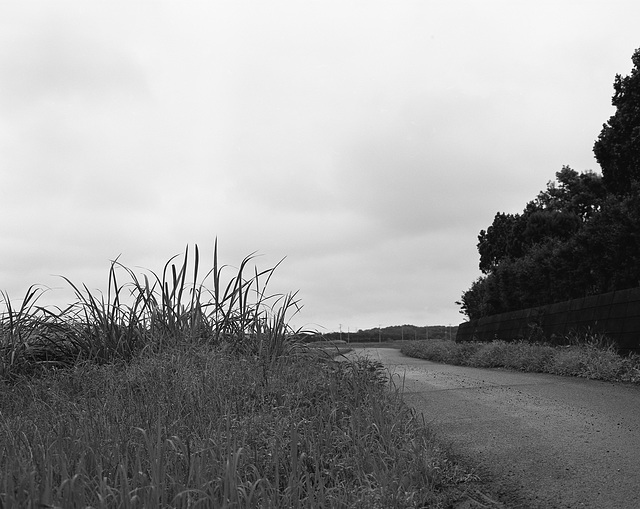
[
  {"xmin": 0, "ymin": 242, "xmax": 479, "ymax": 508},
  {"xmin": 0, "ymin": 346, "xmax": 471, "ymax": 508},
  {"xmin": 402, "ymin": 337, "xmax": 640, "ymax": 383},
  {"xmin": 0, "ymin": 242, "xmax": 304, "ymax": 379}
]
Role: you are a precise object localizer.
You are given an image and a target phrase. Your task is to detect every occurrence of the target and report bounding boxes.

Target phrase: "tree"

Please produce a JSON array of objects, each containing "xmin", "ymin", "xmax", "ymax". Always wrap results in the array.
[
  {"xmin": 456, "ymin": 276, "xmax": 493, "ymax": 320},
  {"xmin": 521, "ymin": 210, "xmax": 581, "ymax": 246},
  {"xmin": 534, "ymin": 166, "xmax": 606, "ymax": 220},
  {"xmin": 459, "ymin": 49, "xmax": 640, "ymax": 320},
  {"xmin": 476, "ymin": 167, "xmax": 604, "ymax": 276},
  {"xmin": 477, "ymin": 212, "xmax": 526, "ymax": 274},
  {"xmin": 573, "ymin": 193, "xmax": 640, "ymax": 292},
  {"xmin": 461, "ymin": 168, "xmax": 608, "ymax": 319},
  {"xmin": 593, "ymin": 48, "xmax": 640, "ymax": 195}
]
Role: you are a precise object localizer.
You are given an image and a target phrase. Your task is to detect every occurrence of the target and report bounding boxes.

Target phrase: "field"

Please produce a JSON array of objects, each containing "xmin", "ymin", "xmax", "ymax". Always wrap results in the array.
[{"xmin": 0, "ymin": 246, "xmax": 479, "ymax": 508}]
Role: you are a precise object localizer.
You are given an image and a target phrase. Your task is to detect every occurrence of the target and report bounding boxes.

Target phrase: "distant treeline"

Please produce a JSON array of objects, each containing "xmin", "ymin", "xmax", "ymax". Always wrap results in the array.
[
  {"xmin": 458, "ymin": 48, "xmax": 640, "ymax": 320},
  {"xmin": 320, "ymin": 325, "xmax": 458, "ymax": 343}
]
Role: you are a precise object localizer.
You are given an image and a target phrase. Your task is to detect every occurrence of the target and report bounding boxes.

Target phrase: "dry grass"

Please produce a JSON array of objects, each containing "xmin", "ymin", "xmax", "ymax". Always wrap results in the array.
[{"xmin": 401, "ymin": 337, "xmax": 640, "ymax": 384}]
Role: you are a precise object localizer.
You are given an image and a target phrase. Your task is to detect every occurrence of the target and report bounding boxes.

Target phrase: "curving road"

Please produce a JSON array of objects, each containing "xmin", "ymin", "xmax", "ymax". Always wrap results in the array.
[{"xmin": 348, "ymin": 347, "xmax": 640, "ymax": 509}]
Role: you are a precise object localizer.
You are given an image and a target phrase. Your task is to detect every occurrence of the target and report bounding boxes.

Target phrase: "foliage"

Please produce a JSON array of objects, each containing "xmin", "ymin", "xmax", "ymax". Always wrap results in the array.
[
  {"xmin": 401, "ymin": 338, "xmax": 640, "ymax": 384},
  {"xmin": 0, "ymin": 344, "xmax": 477, "ymax": 508},
  {"xmin": 476, "ymin": 167, "xmax": 606, "ymax": 277},
  {"xmin": 459, "ymin": 168, "xmax": 611, "ymax": 319},
  {"xmin": 594, "ymin": 48, "xmax": 640, "ymax": 195},
  {"xmin": 455, "ymin": 277, "xmax": 494, "ymax": 320},
  {"xmin": 459, "ymin": 47, "xmax": 640, "ymax": 319},
  {"xmin": 0, "ymin": 242, "xmax": 306, "ymax": 380},
  {"xmin": 477, "ymin": 212, "xmax": 526, "ymax": 275},
  {"xmin": 0, "ymin": 242, "xmax": 483, "ymax": 508}
]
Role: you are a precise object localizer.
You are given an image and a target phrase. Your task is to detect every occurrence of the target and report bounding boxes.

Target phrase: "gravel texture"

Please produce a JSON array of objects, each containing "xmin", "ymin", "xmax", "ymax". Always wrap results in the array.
[{"xmin": 348, "ymin": 347, "xmax": 640, "ymax": 509}]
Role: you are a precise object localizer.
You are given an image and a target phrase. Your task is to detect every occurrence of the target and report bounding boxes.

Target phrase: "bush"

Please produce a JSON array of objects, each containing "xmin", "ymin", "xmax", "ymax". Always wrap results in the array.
[{"xmin": 401, "ymin": 338, "xmax": 640, "ymax": 383}]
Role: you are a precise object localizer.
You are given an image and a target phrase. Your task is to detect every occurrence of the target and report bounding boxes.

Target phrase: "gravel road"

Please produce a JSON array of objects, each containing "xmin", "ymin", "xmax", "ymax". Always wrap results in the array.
[{"xmin": 347, "ymin": 346, "xmax": 640, "ymax": 509}]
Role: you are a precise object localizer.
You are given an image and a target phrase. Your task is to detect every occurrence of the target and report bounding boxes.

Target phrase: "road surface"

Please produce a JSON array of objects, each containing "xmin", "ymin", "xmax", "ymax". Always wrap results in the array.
[{"xmin": 347, "ymin": 347, "xmax": 640, "ymax": 509}]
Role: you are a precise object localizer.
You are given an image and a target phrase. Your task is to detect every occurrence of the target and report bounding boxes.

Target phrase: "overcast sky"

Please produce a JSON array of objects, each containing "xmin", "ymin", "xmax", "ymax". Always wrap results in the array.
[{"xmin": 1, "ymin": 1, "xmax": 639, "ymax": 332}]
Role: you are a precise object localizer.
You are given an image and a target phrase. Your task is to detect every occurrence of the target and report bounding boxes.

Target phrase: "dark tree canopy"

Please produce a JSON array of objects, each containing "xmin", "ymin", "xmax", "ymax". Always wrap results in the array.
[
  {"xmin": 477, "ymin": 212, "xmax": 525, "ymax": 274},
  {"xmin": 476, "ymin": 167, "xmax": 605, "ymax": 275},
  {"xmin": 593, "ymin": 49, "xmax": 640, "ymax": 195},
  {"xmin": 459, "ymin": 49, "xmax": 640, "ymax": 320},
  {"xmin": 534, "ymin": 166, "xmax": 607, "ymax": 220},
  {"xmin": 460, "ymin": 168, "xmax": 627, "ymax": 320}
]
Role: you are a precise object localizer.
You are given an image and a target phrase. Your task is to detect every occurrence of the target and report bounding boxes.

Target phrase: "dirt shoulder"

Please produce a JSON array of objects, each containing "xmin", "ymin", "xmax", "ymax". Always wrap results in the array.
[{"xmin": 349, "ymin": 346, "xmax": 640, "ymax": 509}]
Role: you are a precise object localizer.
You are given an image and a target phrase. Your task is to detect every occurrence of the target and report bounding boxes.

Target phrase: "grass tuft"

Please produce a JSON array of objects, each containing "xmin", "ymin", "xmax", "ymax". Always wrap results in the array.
[{"xmin": 0, "ymin": 242, "xmax": 306, "ymax": 380}]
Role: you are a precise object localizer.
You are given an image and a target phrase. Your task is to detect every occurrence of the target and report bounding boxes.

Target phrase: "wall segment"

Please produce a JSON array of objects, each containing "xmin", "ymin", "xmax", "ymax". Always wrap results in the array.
[{"xmin": 456, "ymin": 287, "xmax": 640, "ymax": 353}]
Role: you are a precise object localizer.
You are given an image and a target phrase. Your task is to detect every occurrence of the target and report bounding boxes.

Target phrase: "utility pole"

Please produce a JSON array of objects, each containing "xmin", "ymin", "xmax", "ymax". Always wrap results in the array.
[
  {"xmin": 378, "ymin": 324, "xmax": 381, "ymax": 343},
  {"xmin": 339, "ymin": 324, "xmax": 342, "ymax": 342}
]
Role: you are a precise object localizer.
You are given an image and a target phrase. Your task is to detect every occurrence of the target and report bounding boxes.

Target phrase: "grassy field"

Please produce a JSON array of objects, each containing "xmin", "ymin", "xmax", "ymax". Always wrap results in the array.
[
  {"xmin": 401, "ymin": 337, "xmax": 640, "ymax": 384},
  {"xmin": 0, "ymin": 245, "xmax": 480, "ymax": 508}
]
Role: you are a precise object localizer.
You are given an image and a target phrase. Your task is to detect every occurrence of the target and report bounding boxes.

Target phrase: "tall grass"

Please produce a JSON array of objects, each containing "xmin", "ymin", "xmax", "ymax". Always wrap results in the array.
[
  {"xmin": 0, "ymin": 241, "xmax": 304, "ymax": 380},
  {"xmin": 0, "ymin": 286, "xmax": 83, "ymax": 378},
  {"xmin": 0, "ymin": 345, "xmax": 476, "ymax": 508},
  {"xmin": 0, "ymin": 243, "xmax": 484, "ymax": 508}
]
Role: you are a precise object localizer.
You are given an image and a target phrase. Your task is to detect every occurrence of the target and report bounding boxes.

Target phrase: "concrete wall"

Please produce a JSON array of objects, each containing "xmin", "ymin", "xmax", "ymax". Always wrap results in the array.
[{"xmin": 456, "ymin": 287, "xmax": 640, "ymax": 353}]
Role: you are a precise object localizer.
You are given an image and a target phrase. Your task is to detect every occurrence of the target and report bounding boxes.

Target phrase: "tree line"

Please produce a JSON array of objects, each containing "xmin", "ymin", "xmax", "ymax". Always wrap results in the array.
[
  {"xmin": 458, "ymin": 48, "xmax": 640, "ymax": 320},
  {"xmin": 321, "ymin": 324, "xmax": 457, "ymax": 343}
]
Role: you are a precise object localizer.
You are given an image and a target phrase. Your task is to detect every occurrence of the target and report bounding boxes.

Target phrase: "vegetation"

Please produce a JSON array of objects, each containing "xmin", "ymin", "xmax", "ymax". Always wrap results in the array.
[
  {"xmin": 458, "ymin": 48, "xmax": 640, "ymax": 320},
  {"xmin": 0, "ymin": 244, "xmax": 477, "ymax": 508},
  {"xmin": 0, "ymin": 242, "xmax": 302, "ymax": 380},
  {"xmin": 401, "ymin": 337, "xmax": 640, "ymax": 384},
  {"xmin": 594, "ymin": 48, "xmax": 640, "ymax": 194},
  {"xmin": 321, "ymin": 325, "xmax": 457, "ymax": 344}
]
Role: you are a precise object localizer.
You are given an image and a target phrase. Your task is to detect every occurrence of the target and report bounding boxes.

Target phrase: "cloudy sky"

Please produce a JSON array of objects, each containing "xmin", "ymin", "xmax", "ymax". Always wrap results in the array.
[{"xmin": 1, "ymin": 1, "xmax": 639, "ymax": 332}]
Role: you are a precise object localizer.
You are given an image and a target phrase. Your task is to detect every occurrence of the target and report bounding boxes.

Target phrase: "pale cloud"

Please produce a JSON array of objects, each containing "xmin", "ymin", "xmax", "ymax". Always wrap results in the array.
[{"xmin": 1, "ymin": 1, "xmax": 640, "ymax": 330}]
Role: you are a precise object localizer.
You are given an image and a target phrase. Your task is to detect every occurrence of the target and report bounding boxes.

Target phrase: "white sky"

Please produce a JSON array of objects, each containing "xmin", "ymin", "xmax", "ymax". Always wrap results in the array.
[{"xmin": 1, "ymin": 1, "xmax": 639, "ymax": 332}]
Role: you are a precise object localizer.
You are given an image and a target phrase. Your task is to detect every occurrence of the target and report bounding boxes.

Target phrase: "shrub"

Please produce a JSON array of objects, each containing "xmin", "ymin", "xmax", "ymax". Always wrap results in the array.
[{"xmin": 401, "ymin": 338, "xmax": 640, "ymax": 384}]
